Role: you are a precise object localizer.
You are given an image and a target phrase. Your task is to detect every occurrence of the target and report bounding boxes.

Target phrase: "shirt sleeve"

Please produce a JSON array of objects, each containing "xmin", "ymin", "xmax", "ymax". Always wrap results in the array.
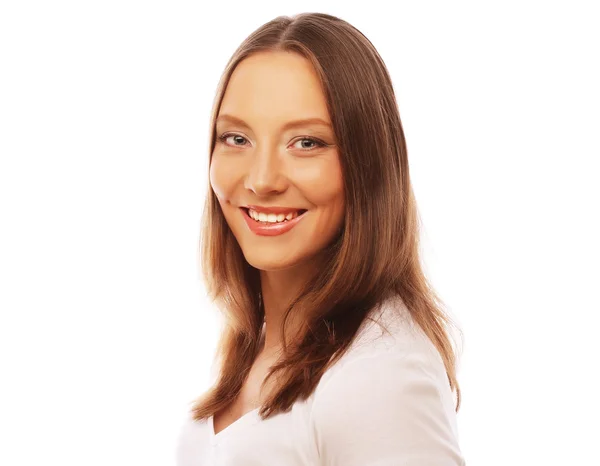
[{"xmin": 310, "ymin": 350, "xmax": 465, "ymax": 466}]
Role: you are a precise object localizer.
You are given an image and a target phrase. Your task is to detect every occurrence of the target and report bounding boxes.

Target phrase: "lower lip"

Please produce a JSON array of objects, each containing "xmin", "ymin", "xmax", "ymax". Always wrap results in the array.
[{"xmin": 241, "ymin": 208, "xmax": 307, "ymax": 236}]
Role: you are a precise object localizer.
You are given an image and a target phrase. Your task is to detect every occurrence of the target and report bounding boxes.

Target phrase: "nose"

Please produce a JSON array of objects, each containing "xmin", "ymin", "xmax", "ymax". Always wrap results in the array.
[{"xmin": 244, "ymin": 143, "xmax": 288, "ymax": 196}]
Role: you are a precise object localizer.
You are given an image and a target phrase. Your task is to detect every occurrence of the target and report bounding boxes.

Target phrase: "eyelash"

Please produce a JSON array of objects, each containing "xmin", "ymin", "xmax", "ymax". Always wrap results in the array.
[{"xmin": 217, "ymin": 132, "xmax": 328, "ymax": 151}]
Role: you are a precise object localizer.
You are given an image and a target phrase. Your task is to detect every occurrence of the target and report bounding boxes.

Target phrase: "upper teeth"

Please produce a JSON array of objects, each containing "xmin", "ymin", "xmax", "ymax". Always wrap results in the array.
[{"xmin": 248, "ymin": 209, "xmax": 300, "ymax": 223}]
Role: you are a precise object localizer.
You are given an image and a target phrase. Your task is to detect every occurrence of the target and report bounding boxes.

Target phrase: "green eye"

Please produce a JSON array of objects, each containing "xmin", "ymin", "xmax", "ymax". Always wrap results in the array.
[
  {"xmin": 218, "ymin": 133, "xmax": 248, "ymax": 147},
  {"xmin": 291, "ymin": 137, "xmax": 328, "ymax": 151}
]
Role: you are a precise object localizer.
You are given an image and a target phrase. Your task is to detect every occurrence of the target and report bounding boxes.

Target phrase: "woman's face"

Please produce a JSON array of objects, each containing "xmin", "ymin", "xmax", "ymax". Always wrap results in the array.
[{"xmin": 210, "ymin": 51, "xmax": 345, "ymax": 271}]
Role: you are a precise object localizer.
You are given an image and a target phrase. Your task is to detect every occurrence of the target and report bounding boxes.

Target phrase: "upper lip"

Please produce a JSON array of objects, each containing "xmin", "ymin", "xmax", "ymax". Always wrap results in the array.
[{"xmin": 242, "ymin": 205, "xmax": 307, "ymax": 214}]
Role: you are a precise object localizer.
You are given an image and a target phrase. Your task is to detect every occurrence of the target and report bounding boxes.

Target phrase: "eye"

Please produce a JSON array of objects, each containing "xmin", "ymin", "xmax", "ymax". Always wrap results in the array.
[
  {"xmin": 217, "ymin": 132, "xmax": 249, "ymax": 147},
  {"xmin": 217, "ymin": 133, "xmax": 329, "ymax": 151},
  {"xmin": 290, "ymin": 137, "xmax": 327, "ymax": 151}
]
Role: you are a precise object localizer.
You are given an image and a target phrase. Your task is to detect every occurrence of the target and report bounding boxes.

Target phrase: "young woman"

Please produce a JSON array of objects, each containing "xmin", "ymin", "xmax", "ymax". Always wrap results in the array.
[{"xmin": 177, "ymin": 12, "xmax": 465, "ymax": 466}]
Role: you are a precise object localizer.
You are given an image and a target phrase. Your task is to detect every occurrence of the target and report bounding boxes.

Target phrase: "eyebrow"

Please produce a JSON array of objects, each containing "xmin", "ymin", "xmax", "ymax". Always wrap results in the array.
[{"xmin": 216, "ymin": 113, "xmax": 333, "ymax": 131}]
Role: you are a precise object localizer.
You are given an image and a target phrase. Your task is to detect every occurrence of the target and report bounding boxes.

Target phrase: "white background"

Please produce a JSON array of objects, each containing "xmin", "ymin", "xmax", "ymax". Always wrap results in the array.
[{"xmin": 1, "ymin": 1, "xmax": 598, "ymax": 465}]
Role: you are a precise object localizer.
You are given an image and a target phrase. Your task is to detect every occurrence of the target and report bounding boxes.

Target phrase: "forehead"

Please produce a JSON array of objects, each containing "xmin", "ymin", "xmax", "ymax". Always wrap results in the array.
[{"xmin": 218, "ymin": 51, "xmax": 331, "ymax": 126}]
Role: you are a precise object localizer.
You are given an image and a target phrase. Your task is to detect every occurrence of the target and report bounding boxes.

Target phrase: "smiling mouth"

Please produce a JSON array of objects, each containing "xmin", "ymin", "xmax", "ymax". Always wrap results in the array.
[{"xmin": 241, "ymin": 207, "xmax": 308, "ymax": 224}]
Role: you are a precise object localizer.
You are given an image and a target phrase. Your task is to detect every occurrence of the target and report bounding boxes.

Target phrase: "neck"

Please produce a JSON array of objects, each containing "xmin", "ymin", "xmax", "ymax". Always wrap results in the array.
[{"xmin": 259, "ymin": 258, "xmax": 319, "ymax": 353}]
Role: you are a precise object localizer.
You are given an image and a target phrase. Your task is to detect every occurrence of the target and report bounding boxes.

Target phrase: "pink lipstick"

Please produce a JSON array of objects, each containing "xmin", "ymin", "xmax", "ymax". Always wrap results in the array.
[{"xmin": 240, "ymin": 207, "xmax": 307, "ymax": 236}]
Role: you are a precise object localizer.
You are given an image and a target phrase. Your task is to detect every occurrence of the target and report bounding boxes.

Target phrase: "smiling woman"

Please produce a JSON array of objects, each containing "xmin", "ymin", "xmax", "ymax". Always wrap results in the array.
[
  {"xmin": 210, "ymin": 50, "xmax": 345, "ymax": 274},
  {"xmin": 177, "ymin": 11, "xmax": 465, "ymax": 466}
]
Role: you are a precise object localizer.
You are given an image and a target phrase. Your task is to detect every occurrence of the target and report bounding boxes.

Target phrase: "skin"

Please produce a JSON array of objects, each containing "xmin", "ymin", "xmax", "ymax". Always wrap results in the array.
[
  {"xmin": 209, "ymin": 51, "xmax": 345, "ymax": 433},
  {"xmin": 210, "ymin": 50, "xmax": 345, "ymax": 352}
]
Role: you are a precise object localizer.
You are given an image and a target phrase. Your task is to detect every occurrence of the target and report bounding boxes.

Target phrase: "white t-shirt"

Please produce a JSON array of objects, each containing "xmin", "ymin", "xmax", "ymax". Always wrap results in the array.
[{"xmin": 176, "ymin": 295, "xmax": 465, "ymax": 465}]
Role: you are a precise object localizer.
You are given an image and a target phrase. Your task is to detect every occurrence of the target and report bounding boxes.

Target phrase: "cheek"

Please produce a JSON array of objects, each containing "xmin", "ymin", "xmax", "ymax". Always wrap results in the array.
[
  {"xmin": 298, "ymin": 158, "xmax": 345, "ymax": 209},
  {"xmin": 209, "ymin": 154, "xmax": 231, "ymax": 201}
]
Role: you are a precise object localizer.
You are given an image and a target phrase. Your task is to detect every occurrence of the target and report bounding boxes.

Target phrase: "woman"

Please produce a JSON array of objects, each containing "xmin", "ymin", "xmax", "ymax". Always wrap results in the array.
[{"xmin": 177, "ymin": 12, "xmax": 465, "ymax": 466}]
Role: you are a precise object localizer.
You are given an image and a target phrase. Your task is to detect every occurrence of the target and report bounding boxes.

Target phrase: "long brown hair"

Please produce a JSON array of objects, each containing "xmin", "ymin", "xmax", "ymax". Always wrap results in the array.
[{"xmin": 192, "ymin": 12, "xmax": 463, "ymax": 421}]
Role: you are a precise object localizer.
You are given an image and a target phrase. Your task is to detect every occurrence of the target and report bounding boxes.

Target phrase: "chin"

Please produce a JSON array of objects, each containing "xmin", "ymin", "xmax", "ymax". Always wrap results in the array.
[
  {"xmin": 242, "ymin": 245, "xmax": 324, "ymax": 273},
  {"xmin": 244, "ymin": 255, "xmax": 299, "ymax": 272}
]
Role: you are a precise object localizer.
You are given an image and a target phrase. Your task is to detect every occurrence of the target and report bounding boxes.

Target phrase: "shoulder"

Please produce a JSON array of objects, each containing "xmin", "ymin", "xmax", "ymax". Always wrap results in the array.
[
  {"xmin": 175, "ymin": 412, "xmax": 208, "ymax": 466},
  {"xmin": 308, "ymin": 295, "xmax": 464, "ymax": 465},
  {"xmin": 318, "ymin": 294, "xmax": 443, "ymax": 383}
]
